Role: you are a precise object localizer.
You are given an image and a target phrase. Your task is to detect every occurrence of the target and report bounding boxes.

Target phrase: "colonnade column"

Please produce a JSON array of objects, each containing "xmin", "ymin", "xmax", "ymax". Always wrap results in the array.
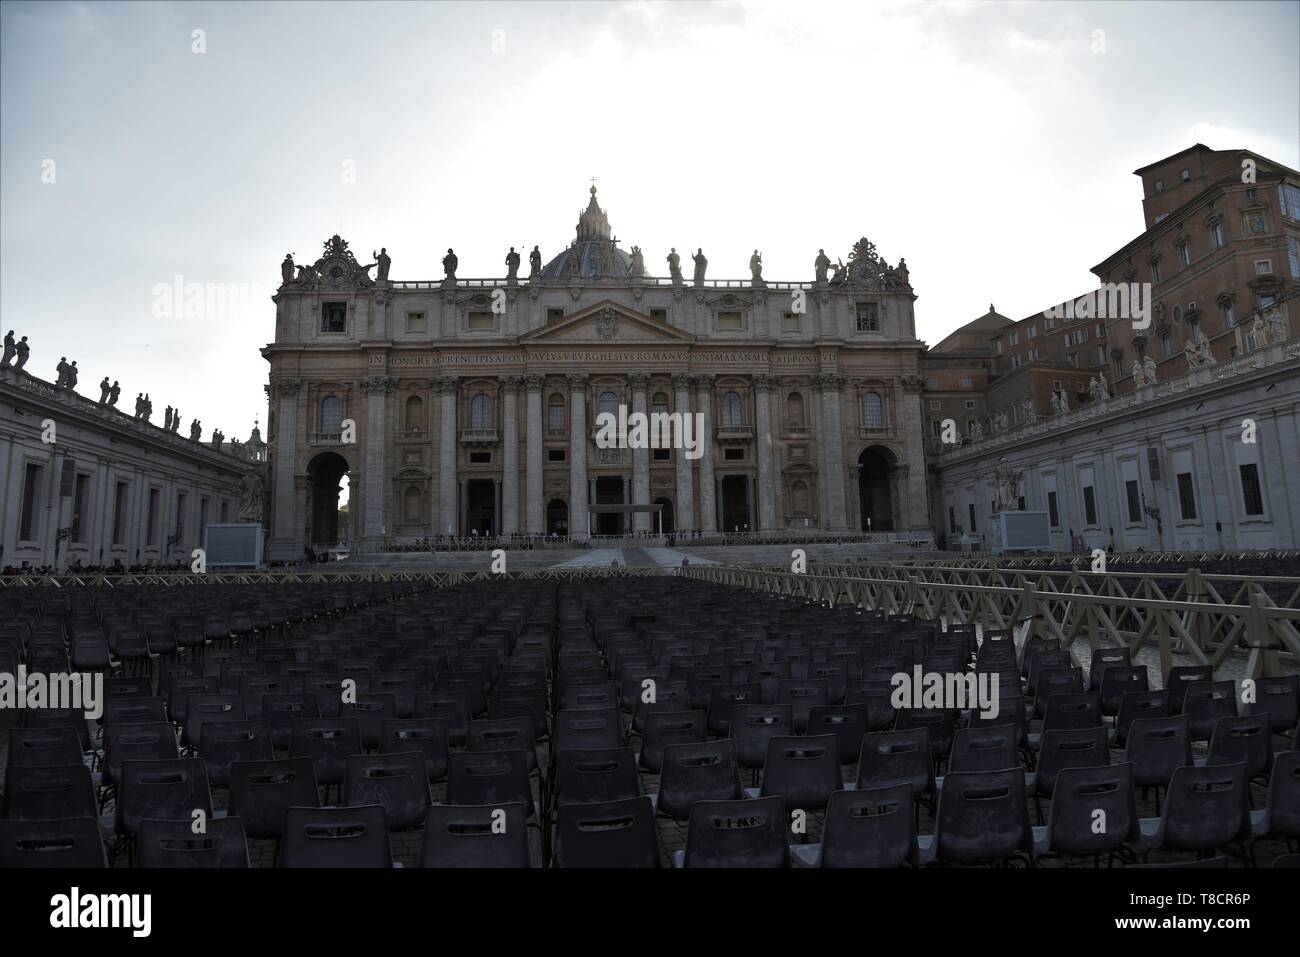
[
  {"xmin": 436, "ymin": 377, "xmax": 458, "ymax": 535},
  {"xmin": 629, "ymin": 373, "xmax": 650, "ymax": 532},
  {"xmin": 673, "ymin": 374, "xmax": 694, "ymax": 533},
  {"xmin": 568, "ymin": 374, "xmax": 589, "ymax": 539},
  {"xmin": 753, "ymin": 373, "xmax": 776, "ymax": 530},
  {"xmin": 524, "ymin": 375, "xmax": 544, "ymax": 534},
  {"xmin": 693, "ymin": 374, "xmax": 717, "ymax": 533},
  {"xmin": 500, "ymin": 375, "xmax": 521, "ymax": 536},
  {"xmin": 816, "ymin": 372, "xmax": 849, "ymax": 530}
]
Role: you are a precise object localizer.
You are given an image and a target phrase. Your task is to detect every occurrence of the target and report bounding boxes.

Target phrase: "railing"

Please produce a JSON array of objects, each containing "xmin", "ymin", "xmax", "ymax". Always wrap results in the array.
[
  {"xmin": 458, "ymin": 428, "xmax": 499, "ymax": 445},
  {"xmin": 389, "ymin": 277, "xmax": 819, "ymax": 291},
  {"xmin": 677, "ymin": 560, "xmax": 1300, "ymax": 681},
  {"xmin": 309, "ymin": 432, "xmax": 343, "ymax": 444}
]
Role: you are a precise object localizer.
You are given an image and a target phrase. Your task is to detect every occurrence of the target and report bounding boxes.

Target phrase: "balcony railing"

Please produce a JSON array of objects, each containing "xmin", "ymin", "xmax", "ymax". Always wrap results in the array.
[
  {"xmin": 459, "ymin": 428, "xmax": 499, "ymax": 446},
  {"xmin": 716, "ymin": 423, "xmax": 754, "ymax": 442},
  {"xmin": 310, "ymin": 432, "xmax": 343, "ymax": 444}
]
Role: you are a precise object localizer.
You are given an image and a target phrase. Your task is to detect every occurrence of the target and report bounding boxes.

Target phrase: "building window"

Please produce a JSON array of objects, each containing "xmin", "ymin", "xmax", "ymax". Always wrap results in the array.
[
  {"xmin": 723, "ymin": 448, "xmax": 744, "ymax": 461},
  {"xmin": 321, "ymin": 302, "xmax": 347, "ymax": 333},
  {"xmin": 721, "ymin": 391, "xmax": 743, "ymax": 427},
  {"xmin": 1247, "ymin": 212, "xmax": 1266, "ymax": 235},
  {"xmin": 1288, "ymin": 237, "xmax": 1300, "ymax": 279},
  {"xmin": 598, "ymin": 391, "xmax": 620, "ymax": 419},
  {"xmin": 1254, "ymin": 259, "xmax": 1272, "ymax": 275},
  {"xmin": 1150, "ymin": 261, "xmax": 1162, "ymax": 283},
  {"xmin": 1082, "ymin": 485, "xmax": 1098, "ymax": 526},
  {"xmin": 320, "ymin": 396, "xmax": 342, "ymax": 434},
  {"xmin": 963, "ymin": 400, "xmax": 976, "ymax": 410},
  {"xmin": 548, "ymin": 395, "xmax": 565, "ymax": 431},
  {"xmin": 1027, "ymin": 325, "xmax": 1037, "ymax": 339},
  {"xmin": 1239, "ymin": 463, "xmax": 1264, "ymax": 516},
  {"xmin": 1177, "ymin": 472, "xmax": 1197, "ymax": 520},
  {"xmin": 1047, "ymin": 490, "xmax": 1060, "ymax": 528},
  {"xmin": 855, "ymin": 303, "xmax": 880, "ymax": 332},
  {"xmin": 782, "ymin": 312, "xmax": 800, "ymax": 332},
  {"xmin": 931, "ymin": 419, "xmax": 943, "ymax": 437},
  {"xmin": 1154, "ymin": 213, "xmax": 1169, "ymax": 224},
  {"xmin": 960, "ymin": 377, "xmax": 973, "ymax": 388},
  {"xmin": 199, "ymin": 498, "xmax": 209, "ymax": 533},
  {"xmin": 1044, "ymin": 317, "xmax": 1055, "ymax": 332},
  {"xmin": 1125, "ymin": 479, "xmax": 1141, "ymax": 524},
  {"xmin": 1281, "ymin": 184, "xmax": 1300, "ymax": 219},
  {"xmin": 547, "ymin": 308, "xmax": 565, "ymax": 323},
  {"xmin": 469, "ymin": 451, "xmax": 491, "ymax": 464},
  {"xmin": 1189, "ymin": 319, "xmax": 1201, "ymax": 342},
  {"xmin": 652, "ymin": 392, "xmax": 670, "ymax": 416},
  {"xmin": 470, "ymin": 393, "xmax": 493, "ymax": 429},
  {"xmin": 404, "ymin": 395, "xmax": 424, "ymax": 432},
  {"xmin": 653, "ymin": 449, "xmax": 671, "ymax": 462},
  {"xmin": 1223, "ymin": 301, "xmax": 1236, "ymax": 327},
  {"xmin": 649, "ymin": 308, "xmax": 668, "ymax": 323},
  {"xmin": 467, "ymin": 311, "xmax": 494, "ymax": 331},
  {"xmin": 147, "ymin": 488, "xmax": 161, "ymax": 546},
  {"xmin": 786, "ymin": 392, "xmax": 806, "ymax": 427},
  {"xmin": 862, "ymin": 392, "xmax": 884, "ymax": 429},
  {"xmin": 112, "ymin": 481, "xmax": 129, "ymax": 545},
  {"xmin": 968, "ymin": 503, "xmax": 977, "ymax": 532},
  {"xmin": 948, "ymin": 506, "xmax": 957, "ymax": 534},
  {"xmin": 405, "ymin": 312, "xmax": 426, "ymax": 333},
  {"xmin": 547, "ymin": 449, "xmax": 566, "ymax": 463},
  {"xmin": 1178, "ymin": 243, "xmax": 1191, "ymax": 267},
  {"xmin": 1180, "ymin": 168, "xmax": 1190, "ymax": 182},
  {"xmin": 70, "ymin": 473, "xmax": 89, "ymax": 543},
  {"xmin": 1010, "ymin": 331, "xmax": 1020, "ymax": 347},
  {"xmin": 994, "ymin": 340, "xmax": 1002, "ymax": 355},
  {"xmin": 19, "ymin": 463, "xmax": 42, "ymax": 541},
  {"xmin": 717, "ymin": 311, "xmax": 743, "ymax": 330},
  {"xmin": 1161, "ymin": 332, "xmax": 1172, "ymax": 356},
  {"xmin": 1210, "ymin": 222, "xmax": 1224, "ymax": 247},
  {"xmin": 1154, "ymin": 178, "xmax": 1164, "ymax": 193}
]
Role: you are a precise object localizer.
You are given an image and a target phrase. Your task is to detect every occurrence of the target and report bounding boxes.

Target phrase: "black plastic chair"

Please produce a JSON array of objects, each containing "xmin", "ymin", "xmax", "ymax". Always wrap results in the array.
[
  {"xmin": 639, "ymin": 710, "xmax": 706, "ymax": 774},
  {"xmin": 919, "ymin": 767, "xmax": 1033, "ymax": 866},
  {"xmin": 343, "ymin": 751, "xmax": 431, "ymax": 831},
  {"xmin": 800, "ymin": 784, "xmax": 917, "ymax": 868},
  {"xmin": 1124, "ymin": 715, "xmax": 1191, "ymax": 814},
  {"xmin": 198, "ymin": 720, "xmax": 273, "ymax": 788},
  {"xmin": 1140, "ymin": 762, "xmax": 1251, "ymax": 860},
  {"xmin": 135, "ymin": 817, "xmax": 250, "ymax": 868},
  {"xmin": 1249, "ymin": 675, "xmax": 1298, "ymax": 741},
  {"xmin": 228, "ymin": 757, "xmax": 321, "ymax": 840},
  {"xmin": 857, "ymin": 728, "xmax": 935, "ymax": 806},
  {"xmin": 6, "ymin": 726, "xmax": 84, "ymax": 770},
  {"xmin": 115, "ymin": 758, "xmax": 213, "ymax": 857},
  {"xmin": 1205, "ymin": 713, "xmax": 1273, "ymax": 783},
  {"xmin": 757, "ymin": 734, "xmax": 841, "ymax": 813},
  {"xmin": 1112, "ymin": 690, "xmax": 1170, "ymax": 747},
  {"xmin": 552, "ymin": 748, "xmax": 641, "ymax": 806},
  {"xmin": 896, "ymin": 708, "xmax": 957, "ymax": 765},
  {"xmin": 181, "ymin": 693, "xmax": 245, "ymax": 751},
  {"xmin": 1250, "ymin": 750, "xmax": 1300, "ymax": 843},
  {"xmin": 554, "ymin": 796, "xmax": 659, "ymax": 868},
  {"xmin": 681, "ymin": 796, "xmax": 789, "ymax": 868},
  {"xmin": 379, "ymin": 718, "xmax": 449, "ymax": 785},
  {"xmin": 340, "ymin": 693, "xmax": 398, "ymax": 752},
  {"xmin": 807, "ymin": 705, "xmax": 869, "ymax": 765},
  {"xmin": 777, "ymin": 679, "xmax": 828, "ymax": 734},
  {"xmin": 4, "ymin": 763, "xmax": 98, "ymax": 821},
  {"xmin": 447, "ymin": 749, "xmax": 536, "ymax": 818},
  {"xmin": 278, "ymin": 805, "xmax": 392, "ymax": 867},
  {"xmin": 732, "ymin": 704, "xmax": 793, "ymax": 782},
  {"xmin": 947, "ymin": 724, "xmax": 1019, "ymax": 775},
  {"xmin": 1166, "ymin": 665, "xmax": 1213, "ymax": 713},
  {"xmin": 260, "ymin": 694, "xmax": 319, "ymax": 752},
  {"xmin": 1032, "ymin": 762, "xmax": 1139, "ymax": 864},
  {"xmin": 1032, "ymin": 726, "xmax": 1110, "ymax": 821},
  {"xmin": 1099, "ymin": 666, "xmax": 1149, "ymax": 717},
  {"xmin": 705, "ymin": 683, "xmax": 763, "ymax": 737},
  {"xmin": 1183, "ymin": 681, "xmax": 1237, "ymax": 742},
  {"xmin": 420, "ymin": 803, "xmax": 530, "ymax": 868},
  {"xmin": 656, "ymin": 739, "xmax": 742, "ymax": 821},
  {"xmin": 0, "ymin": 816, "xmax": 107, "ymax": 868},
  {"xmin": 289, "ymin": 717, "xmax": 362, "ymax": 790}
]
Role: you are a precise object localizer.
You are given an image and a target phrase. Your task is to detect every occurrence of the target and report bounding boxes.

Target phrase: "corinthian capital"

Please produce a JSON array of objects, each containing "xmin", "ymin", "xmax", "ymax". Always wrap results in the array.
[
  {"xmin": 626, "ymin": 373, "xmax": 650, "ymax": 389},
  {"xmin": 753, "ymin": 373, "xmax": 773, "ymax": 393},
  {"xmin": 524, "ymin": 374, "xmax": 545, "ymax": 391},
  {"xmin": 671, "ymin": 373, "xmax": 692, "ymax": 392},
  {"xmin": 500, "ymin": 375, "xmax": 523, "ymax": 392},
  {"xmin": 430, "ymin": 376, "xmax": 459, "ymax": 395},
  {"xmin": 814, "ymin": 372, "xmax": 844, "ymax": 392},
  {"xmin": 567, "ymin": 373, "xmax": 589, "ymax": 392}
]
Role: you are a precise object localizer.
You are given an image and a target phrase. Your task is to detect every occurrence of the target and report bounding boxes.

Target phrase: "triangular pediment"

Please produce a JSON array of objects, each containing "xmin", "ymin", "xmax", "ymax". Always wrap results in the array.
[{"xmin": 519, "ymin": 300, "xmax": 695, "ymax": 344}]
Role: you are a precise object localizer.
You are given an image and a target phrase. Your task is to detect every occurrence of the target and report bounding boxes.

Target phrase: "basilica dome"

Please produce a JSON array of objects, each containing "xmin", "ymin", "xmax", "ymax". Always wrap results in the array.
[{"xmin": 540, "ymin": 185, "xmax": 642, "ymax": 280}]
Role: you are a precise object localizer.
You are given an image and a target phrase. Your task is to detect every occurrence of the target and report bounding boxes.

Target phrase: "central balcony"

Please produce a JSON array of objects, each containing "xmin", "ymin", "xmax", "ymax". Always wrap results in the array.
[
  {"xmin": 459, "ymin": 428, "xmax": 499, "ymax": 446},
  {"xmin": 716, "ymin": 423, "xmax": 754, "ymax": 444}
]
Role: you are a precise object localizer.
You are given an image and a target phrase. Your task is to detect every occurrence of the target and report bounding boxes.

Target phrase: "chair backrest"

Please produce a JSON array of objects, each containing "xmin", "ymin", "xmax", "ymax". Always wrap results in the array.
[
  {"xmin": 684, "ymin": 796, "xmax": 789, "ymax": 868},
  {"xmin": 1043, "ymin": 762, "xmax": 1138, "ymax": 857},
  {"xmin": 705, "ymin": 683, "xmax": 763, "ymax": 736},
  {"xmin": 820, "ymin": 784, "xmax": 916, "ymax": 868},
  {"xmin": 806, "ymin": 705, "xmax": 870, "ymax": 764},
  {"xmin": 2, "ymin": 763, "xmax": 98, "ymax": 821},
  {"xmin": 933, "ymin": 767, "xmax": 1032, "ymax": 865},
  {"xmin": 228, "ymin": 757, "xmax": 321, "ymax": 839},
  {"xmin": 289, "ymin": 717, "xmax": 362, "ymax": 786},
  {"xmin": 1250, "ymin": 674, "xmax": 1299, "ymax": 732},
  {"xmin": 1035, "ymin": 726, "xmax": 1111, "ymax": 796},
  {"xmin": 639, "ymin": 711, "xmax": 706, "ymax": 774},
  {"xmin": 420, "ymin": 803, "xmax": 530, "ymax": 868},
  {"xmin": 182, "ymin": 694, "xmax": 246, "ymax": 749},
  {"xmin": 135, "ymin": 817, "xmax": 250, "ymax": 868},
  {"xmin": 732, "ymin": 704, "xmax": 794, "ymax": 770},
  {"xmin": 1207, "ymin": 713, "xmax": 1273, "ymax": 779},
  {"xmin": 657, "ymin": 739, "xmax": 742, "ymax": 820},
  {"xmin": 1166, "ymin": 665, "xmax": 1213, "ymax": 713},
  {"xmin": 1041, "ymin": 692, "xmax": 1103, "ymax": 734},
  {"xmin": 857, "ymin": 727, "xmax": 934, "ymax": 797},
  {"xmin": 278, "ymin": 805, "xmax": 393, "ymax": 868},
  {"xmin": 1114, "ymin": 689, "xmax": 1170, "ymax": 746},
  {"xmin": 948, "ymin": 724, "xmax": 1019, "ymax": 775},
  {"xmin": 1265, "ymin": 751, "xmax": 1300, "ymax": 839},
  {"xmin": 447, "ymin": 749, "xmax": 533, "ymax": 811},
  {"xmin": 6, "ymin": 726, "xmax": 83, "ymax": 770},
  {"xmin": 1123, "ymin": 714, "xmax": 1191, "ymax": 788},
  {"xmin": 554, "ymin": 748, "xmax": 641, "ymax": 806},
  {"xmin": 198, "ymin": 720, "xmax": 273, "ymax": 788},
  {"xmin": 343, "ymin": 751, "xmax": 431, "ymax": 831},
  {"xmin": 1183, "ymin": 681, "xmax": 1239, "ymax": 740},
  {"xmin": 555, "ymin": 796, "xmax": 659, "ymax": 868},
  {"xmin": 1099, "ymin": 666, "xmax": 1149, "ymax": 715},
  {"xmin": 554, "ymin": 708, "xmax": 623, "ymax": 754},
  {"xmin": 379, "ymin": 718, "xmax": 450, "ymax": 784},
  {"xmin": 0, "ymin": 816, "xmax": 107, "ymax": 868},
  {"xmin": 1161, "ymin": 762, "xmax": 1250, "ymax": 851},
  {"xmin": 759, "ymin": 734, "xmax": 842, "ymax": 812},
  {"xmin": 116, "ymin": 758, "xmax": 213, "ymax": 838}
]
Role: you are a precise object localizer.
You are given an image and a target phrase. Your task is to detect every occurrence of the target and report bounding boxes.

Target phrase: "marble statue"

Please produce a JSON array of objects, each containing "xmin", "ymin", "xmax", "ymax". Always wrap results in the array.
[
  {"xmin": 1022, "ymin": 395, "xmax": 1036, "ymax": 422},
  {"xmin": 629, "ymin": 246, "xmax": 646, "ymax": 278},
  {"xmin": 14, "ymin": 336, "xmax": 29, "ymax": 370},
  {"xmin": 529, "ymin": 245, "xmax": 542, "ymax": 278},
  {"xmin": 1266, "ymin": 309, "xmax": 1288, "ymax": 344},
  {"xmin": 895, "ymin": 257, "xmax": 909, "ymax": 286},
  {"xmin": 749, "ymin": 249, "xmax": 763, "ymax": 284},
  {"xmin": 569, "ymin": 247, "xmax": 581, "ymax": 277},
  {"xmin": 692, "ymin": 248, "xmax": 707, "ymax": 286},
  {"xmin": 814, "ymin": 249, "xmax": 831, "ymax": 284},
  {"xmin": 66, "ymin": 360, "xmax": 77, "ymax": 390},
  {"xmin": 171, "ymin": 409, "xmax": 180, "ymax": 432},
  {"xmin": 190, "ymin": 419, "xmax": 201, "ymax": 441},
  {"xmin": 373, "ymin": 247, "xmax": 391, "ymax": 282},
  {"xmin": 504, "ymin": 247, "xmax": 520, "ymax": 282},
  {"xmin": 994, "ymin": 456, "xmax": 1024, "ymax": 512},
  {"xmin": 238, "ymin": 472, "xmax": 264, "ymax": 523},
  {"xmin": 969, "ymin": 419, "xmax": 983, "ymax": 441},
  {"xmin": 55, "ymin": 357, "xmax": 69, "ymax": 387},
  {"xmin": 281, "ymin": 254, "xmax": 295, "ymax": 285},
  {"xmin": 295, "ymin": 264, "xmax": 317, "ymax": 283},
  {"xmin": 134, "ymin": 394, "xmax": 144, "ymax": 419},
  {"xmin": 1059, "ymin": 391, "xmax": 1069, "ymax": 414},
  {"xmin": 164, "ymin": 406, "xmax": 173, "ymax": 431},
  {"xmin": 1252, "ymin": 313, "xmax": 1268, "ymax": 347},
  {"xmin": 143, "ymin": 394, "xmax": 152, "ymax": 421},
  {"xmin": 1, "ymin": 330, "xmax": 14, "ymax": 367},
  {"xmin": 601, "ymin": 241, "xmax": 616, "ymax": 276},
  {"xmin": 1143, "ymin": 355, "xmax": 1158, "ymax": 385},
  {"xmin": 667, "ymin": 248, "xmax": 682, "ymax": 283},
  {"xmin": 108, "ymin": 381, "xmax": 120, "ymax": 407},
  {"xmin": 1050, "ymin": 392, "xmax": 1061, "ymax": 415},
  {"xmin": 1088, "ymin": 377, "xmax": 1099, "ymax": 403},
  {"xmin": 1098, "ymin": 371, "xmax": 1109, "ymax": 400},
  {"xmin": 442, "ymin": 248, "xmax": 458, "ymax": 281},
  {"xmin": 1132, "ymin": 359, "xmax": 1143, "ymax": 386},
  {"xmin": 1196, "ymin": 335, "xmax": 1215, "ymax": 366},
  {"xmin": 1184, "ymin": 337, "xmax": 1201, "ymax": 371},
  {"xmin": 98, "ymin": 377, "xmax": 111, "ymax": 405}
]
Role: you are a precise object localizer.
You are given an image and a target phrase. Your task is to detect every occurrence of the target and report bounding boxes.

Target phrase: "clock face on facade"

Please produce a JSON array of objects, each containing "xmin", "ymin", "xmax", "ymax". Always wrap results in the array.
[{"xmin": 323, "ymin": 258, "xmax": 348, "ymax": 283}]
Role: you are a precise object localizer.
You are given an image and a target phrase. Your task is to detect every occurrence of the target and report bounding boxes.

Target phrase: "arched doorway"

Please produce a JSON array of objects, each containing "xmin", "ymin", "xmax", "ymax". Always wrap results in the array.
[
  {"xmin": 306, "ymin": 451, "xmax": 350, "ymax": 551},
  {"xmin": 654, "ymin": 496, "xmax": 674, "ymax": 534},
  {"xmin": 546, "ymin": 498, "xmax": 568, "ymax": 536},
  {"xmin": 858, "ymin": 446, "xmax": 895, "ymax": 532},
  {"xmin": 721, "ymin": 475, "xmax": 750, "ymax": 532},
  {"xmin": 594, "ymin": 476, "xmax": 624, "ymax": 535}
]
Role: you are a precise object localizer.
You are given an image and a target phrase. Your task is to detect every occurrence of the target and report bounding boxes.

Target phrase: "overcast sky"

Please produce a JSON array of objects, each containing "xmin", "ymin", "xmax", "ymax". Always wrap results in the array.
[{"xmin": 2, "ymin": 0, "xmax": 1297, "ymax": 441}]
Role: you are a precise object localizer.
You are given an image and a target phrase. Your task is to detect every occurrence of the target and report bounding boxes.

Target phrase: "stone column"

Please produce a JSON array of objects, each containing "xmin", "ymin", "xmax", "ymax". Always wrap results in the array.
[
  {"xmin": 500, "ymin": 375, "xmax": 521, "ymax": 536},
  {"xmin": 362, "ymin": 376, "xmax": 392, "ymax": 545},
  {"xmin": 673, "ymin": 374, "xmax": 695, "ymax": 533},
  {"xmin": 753, "ymin": 374, "xmax": 776, "ymax": 530},
  {"xmin": 459, "ymin": 478, "xmax": 469, "ymax": 537},
  {"xmin": 524, "ymin": 375, "xmax": 544, "ymax": 534},
  {"xmin": 436, "ymin": 377, "xmax": 458, "ymax": 535},
  {"xmin": 568, "ymin": 374, "xmax": 589, "ymax": 539},
  {"xmin": 693, "ymin": 375, "xmax": 717, "ymax": 533},
  {"xmin": 816, "ymin": 373, "xmax": 849, "ymax": 530},
  {"xmin": 269, "ymin": 382, "xmax": 301, "ymax": 557},
  {"xmin": 629, "ymin": 373, "xmax": 650, "ymax": 532},
  {"xmin": 898, "ymin": 374, "xmax": 932, "ymax": 530}
]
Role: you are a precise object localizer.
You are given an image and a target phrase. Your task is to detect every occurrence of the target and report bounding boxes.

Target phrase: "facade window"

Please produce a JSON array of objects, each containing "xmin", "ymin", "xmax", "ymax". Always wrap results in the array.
[
  {"xmin": 1254, "ymin": 259, "xmax": 1272, "ymax": 275},
  {"xmin": 1125, "ymin": 480, "xmax": 1142, "ymax": 524},
  {"xmin": 71, "ymin": 473, "xmax": 90, "ymax": 542},
  {"xmin": 1223, "ymin": 301, "xmax": 1236, "ymax": 327},
  {"xmin": 546, "ymin": 308, "xmax": 565, "ymax": 323},
  {"xmin": 1280, "ymin": 184, "xmax": 1300, "ymax": 219},
  {"xmin": 1247, "ymin": 212, "xmax": 1266, "ymax": 235},
  {"xmin": 1154, "ymin": 178, "xmax": 1164, "ymax": 193},
  {"xmin": 1082, "ymin": 485, "xmax": 1098, "ymax": 527},
  {"xmin": 1027, "ymin": 325, "xmax": 1037, "ymax": 339},
  {"xmin": 652, "ymin": 392, "xmax": 669, "ymax": 416},
  {"xmin": 1155, "ymin": 213, "xmax": 1169, "ymax": 224},
  {"xmin": 112, "ymin": 481, "xmax": 129, "ymax": 545},
  {"xmin": 994, "ymin": 340, "xmax": 1002, "ymax": 355},
  {"xmin": 963, "ymin": 399, "xmax": 976, "ymax": 410},
  {"xmin": 404, "ymin": 395, "xmax": 424, "ymax": 432},
  {"xmin": 1161, "ymin": 332, "xmax": 1172, "ymax": 356},
  {"xmin": 855, "ymin": 303, "xmax": 880, "ymax": 332},
  {"xmin": 147, "ymin": 488, "xmax": 161, "ymax": 546},
  {"xmin": 548, "ymin": 395, "xmax": 565, "ymax": 431},
  {"xmin": 967, "ymin": 503, "xmax": 977, "ymax": 532},
  {"xmin": 598, "ymin": 391, "xmax": 620, "ymax": 419},
  {"xmin": 782, "ymin": 312, "xmax": 800, "ymax": 332},
  {"xmin": 1047, "ymin": 490, "xmax": 1060, "ymax": 528},
  {"xmin": 1180, "ymin": 168, "xmax": 1190, "ymax": 182},
  {"xmin": 717, "ymin": 311, "xmax": 743, "ymax": 330},
  {"xmin": 862, "ymin": 392, "xmax": 884, "ymax": 429},
  {"xmin": 1178, "ymin": 243, "xmax": 1191, "ymax": 267},
  {"xmin": 948, "ymin": 506, "xmax": 957, "ymax": 534},
  {"xmin": 960, "ymin": 377, "xmax": 973, "ymax": 388},
  {"xmin": 469, "ymin": 451, "xmax": 490, "ymax": 464},
  {"xmin": 1210, "ymin": 222, "xmax": 1224, "ymax": 247},
  {"xmin": 1239, "ymin": 463, "xmax": 1264, "ymax": 516},
  {"xmin": 786, "ymin": 392, "xmax": 806, "ymax": 427},
  {"xmin": 405, "ymin": 312, "xmax": 426, "ymax": 333},
  {"xmin": 547, "ymin": 449, "xmax": 566, "ymax": 463},
  {"xmin": 321, "ymin": 302, "xmax": 346, "ymax": 333},
  {"xmin": 320, "ymin": 396, "xmax": 343, "ymax": 434},
  {"xmin": 1189, "ymin": 319, "xmax": 1201, "ymax": 343},
  {"xmin": 721, "ymin": 391, "xmax": 743, "ymax": 427},
  {"xmin": 467, "ymin": 311, "xmax": 494, "ymax": 331},
  {"xmin": 1010, "ymin": 331, "xmax": 1020, "ymax": 347},
  {"xmin": 649, "ymin": 308, "xmax": 668, "ymax": 323},
  {"xmin": 19, "ymin": 463, "xmax": 42, "ymax": 541},
  {"xmin": 1288, "ymin": 236, "xmax": 1300, "ymax": 279},
  {"xmin": 1150, "ymin": 261, "xmax": 1162, "ymax": 283},
  {"xmin": 1177, "ymin": 472, "xmax": 1197, "ymax": 520},
  {"xmin": 470, "ymin": 393, "xmax": 493, "ymax": 429}
]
